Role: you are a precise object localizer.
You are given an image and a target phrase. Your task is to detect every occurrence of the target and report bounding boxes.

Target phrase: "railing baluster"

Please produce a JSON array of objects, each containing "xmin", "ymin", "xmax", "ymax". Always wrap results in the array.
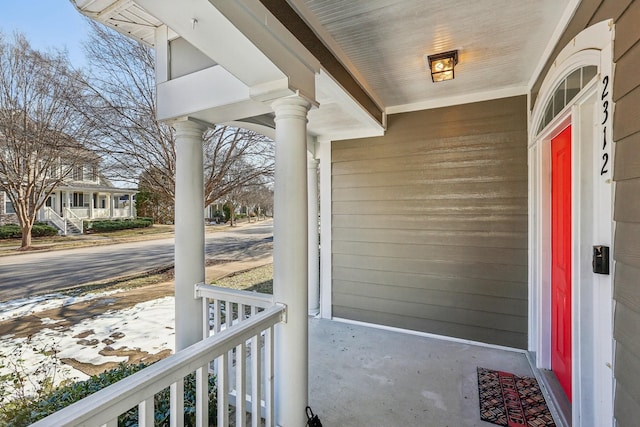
[
  {"xmin": 202, "ymin": 296, "xmax": 210, "ymax": 339},
  {"xmin": 218, "ymin": 352, "xmax": 229, "ymax": 427},
  {"xmin": 138, "ymin": 397, "xmax": 154, "ymax": 427},
  {"xmin": 236, "ymin": 341, "xmax": 247, "ymax": 426},
  {"xmin": 251, "ymin": 306, "xmax": 262, "ymax": 427},
  {"xmin": 213, "ymin": 299, "xmax": 221, "ymax": 334},
  {"xmin": 226, "ymin": 300, "xmax": 233, "ymax": 329},
  {"xmin": 240, "ymin": 303, "xmax": 247, "ymax": 322},
  {"xmin": 170, "ymin": 378, "xmax": 184, "ymax": 427},
  {"xmin": 196, "ymin": 366, "xmax": 208, "ymax": 427},
  {"xmin": 265, "ymin": 326, "xmax": 274, "ymax": 427}
]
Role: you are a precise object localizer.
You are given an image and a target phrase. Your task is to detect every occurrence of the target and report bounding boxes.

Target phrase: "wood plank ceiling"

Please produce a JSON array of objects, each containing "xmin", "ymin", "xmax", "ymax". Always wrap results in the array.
[{"xmin": 290, "ymin": 0, "xmax": 572, "ymax": 113}]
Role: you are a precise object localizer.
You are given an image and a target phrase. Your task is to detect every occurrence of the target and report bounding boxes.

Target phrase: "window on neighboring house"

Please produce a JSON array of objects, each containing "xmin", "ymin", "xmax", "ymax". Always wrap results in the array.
[
  {"xmin": 72, "ymin": 192, "xmax": 84, "ymax": 208},
  {"xmin": 48, "ymin": 165, "xmax": 59, "ymax": 179},
  {"xmin": 6, "ymin": 200, "xmax": 15, "ymax": 214},
  {"xmin": 92, "ymin": 165, "xmax": 98, "ymax": 182},
  {"xmin": 73, "ymin": 166, "xmax": 84, "ymax": 181}
]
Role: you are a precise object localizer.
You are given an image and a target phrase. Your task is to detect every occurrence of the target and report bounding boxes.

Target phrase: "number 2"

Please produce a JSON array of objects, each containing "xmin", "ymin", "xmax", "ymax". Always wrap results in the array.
[{"xmin": 601, "ymin": 153, "xmax": 609, "ymax": 175}]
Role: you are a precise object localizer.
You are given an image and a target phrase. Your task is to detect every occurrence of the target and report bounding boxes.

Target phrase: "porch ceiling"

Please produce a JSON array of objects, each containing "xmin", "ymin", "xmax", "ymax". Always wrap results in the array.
[
  {"xmin": 290, "ymin": 0, "xmax": 574, "ymax": 113},
  {"xmin": 74, "ymin": 0, "xmax": 575, "ymax": 139}
]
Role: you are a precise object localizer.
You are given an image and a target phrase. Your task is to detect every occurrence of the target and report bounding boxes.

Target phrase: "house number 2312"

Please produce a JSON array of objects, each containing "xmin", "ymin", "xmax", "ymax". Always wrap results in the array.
[{"xmin": 601, "ymin": 75, "xmax": 610, "ymax": 176}]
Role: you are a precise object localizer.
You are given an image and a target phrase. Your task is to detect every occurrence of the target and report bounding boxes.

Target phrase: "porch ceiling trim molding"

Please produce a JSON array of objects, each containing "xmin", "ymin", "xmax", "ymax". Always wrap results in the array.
[{"xmin": 385, "ymin": 85, "xmax": 528, "ymax": 115}]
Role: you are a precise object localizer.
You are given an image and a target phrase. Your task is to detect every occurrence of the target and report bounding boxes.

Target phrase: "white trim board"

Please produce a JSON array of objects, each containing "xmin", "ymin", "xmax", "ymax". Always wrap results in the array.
[
  {"xmin": 385, "ymin": 85, "xmax": 527, "ymax": 115},
  {"xmin": 333, "ymin": 317, "xmax": 528, "ymax": 355}
]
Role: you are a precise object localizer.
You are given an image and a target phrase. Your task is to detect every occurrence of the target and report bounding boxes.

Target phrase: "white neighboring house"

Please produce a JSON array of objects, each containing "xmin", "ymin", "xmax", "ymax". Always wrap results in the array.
[{"xmin": 0, "ymin": 163, "xmax": 136, "ymax": 235}]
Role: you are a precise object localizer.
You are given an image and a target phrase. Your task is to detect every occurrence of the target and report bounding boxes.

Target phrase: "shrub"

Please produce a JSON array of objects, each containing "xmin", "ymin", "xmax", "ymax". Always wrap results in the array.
[
  {"xmin": 1, "ymin": 362, "xmax": 217, "ymax": 427},
  {"xmin": 0, "ymin": 224, "xmax": 21, "ymax": 239},
  {"xmin": 84, "ymin": 218, "xmax": 153, "ymax": 233},
  {"xmin": 0, "ymin": 223, "xmax": 57, "ymax": 239},
  {"xmin": 32, "ymin": 223, "xmax": 58, "ymax": 237}
]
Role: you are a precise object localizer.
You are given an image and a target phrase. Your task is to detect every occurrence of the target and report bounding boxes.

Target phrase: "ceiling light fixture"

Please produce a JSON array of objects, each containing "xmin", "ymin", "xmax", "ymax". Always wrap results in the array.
[{"xmin": 426, "ymin": 50, "xmax": 458, "ymax": 82}]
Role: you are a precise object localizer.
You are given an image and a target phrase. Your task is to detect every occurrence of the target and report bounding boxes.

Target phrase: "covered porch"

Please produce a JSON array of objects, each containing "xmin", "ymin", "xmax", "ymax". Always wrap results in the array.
[
  {"xmin": 47, "ymin": 0, "xmax": 621, "ymax": 425},
  {"xmin": 32, "ymin": 286, "xmax": 541, "ymax": 426}
]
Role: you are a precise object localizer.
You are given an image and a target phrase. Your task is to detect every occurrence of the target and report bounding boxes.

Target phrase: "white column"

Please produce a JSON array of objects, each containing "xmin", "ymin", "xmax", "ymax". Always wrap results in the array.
[
  {"xmin": 64, "ymin": 191, "xmax": 71, "ymax": 217},
  {"xmin": 173, "ymin": 119, "xmax": 207, "ymax": 351},
  {"xmin": 129, "ymin": 193, "xmax": 135, "ymax": 217},
  {"xmin": 318, "ymin": 139, "xmax": 333, "ymax": 319},
  {"xmin": 307, "ymin": 156, "xmax": 320, "ymax": 316},
  {"xmin": 106, "ymin": 193, "xmax": 112, "ymax": 218},
  {"xmin": 89, "ymin": 192, "xmax": 95, "ymax": 219},
  {"xmin": 272, "ymin": 96, "xmax": 311, "ymax": 427}
]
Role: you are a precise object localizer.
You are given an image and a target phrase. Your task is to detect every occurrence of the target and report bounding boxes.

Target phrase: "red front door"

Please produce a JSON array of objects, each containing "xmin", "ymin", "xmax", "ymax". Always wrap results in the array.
[{"xmin": 551, "ymin": 125, "xmax": 572, "ymax": 401}]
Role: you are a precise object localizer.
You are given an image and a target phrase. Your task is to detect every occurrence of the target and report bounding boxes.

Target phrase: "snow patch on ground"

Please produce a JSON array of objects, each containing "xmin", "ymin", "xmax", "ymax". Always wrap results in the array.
[
  {"xmin": 0, "ymin": 295, "xmax": 175, "ymax": 399},
  {"xmin": 0, "ymin": 289, "xmax": 125, "ymax": 322}
]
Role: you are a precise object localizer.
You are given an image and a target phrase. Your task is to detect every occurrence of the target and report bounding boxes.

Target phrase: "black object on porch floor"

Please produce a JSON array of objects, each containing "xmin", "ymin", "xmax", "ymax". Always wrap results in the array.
[{"xmin": 477, "ymin": 367, "xmax": 556, "ymax": 427}]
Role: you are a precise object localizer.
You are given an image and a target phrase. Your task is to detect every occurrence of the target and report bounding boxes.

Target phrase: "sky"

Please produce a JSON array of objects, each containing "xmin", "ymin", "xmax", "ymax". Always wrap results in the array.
[{"xmin": 0, "ymin": 0, "xmax": 91, "ymax": 68}]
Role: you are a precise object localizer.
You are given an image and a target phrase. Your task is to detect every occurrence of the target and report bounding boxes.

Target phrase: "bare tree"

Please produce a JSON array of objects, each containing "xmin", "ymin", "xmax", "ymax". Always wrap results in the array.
[
  {"xmin": 203, "ymin": 126, "xmax": 274, "ymax": 207},
  {"xmin": 80, "ymin": 21, "xmax": 175, "ymax": 195},
  {"xmin": 80, "ymin": 22, "xmax": 274, "ymax": 212},
  {"xmin": 0, "ymin": 33, "xmax": 91, "ymax": 249}
]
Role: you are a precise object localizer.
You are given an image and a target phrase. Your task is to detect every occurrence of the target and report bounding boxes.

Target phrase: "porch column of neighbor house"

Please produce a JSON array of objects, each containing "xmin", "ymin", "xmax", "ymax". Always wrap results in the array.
[
  {"xmin": 89, "ymin": 192, "xmax": 95, "ymax": 219},
  {"xmin": 307, "ymin": 156, "xmax": 320, "ymax": 316},
  {"xmin": 129, "ymin": 193, "xmax": 135, "ymax": 217},
  {"xmin": 64, "ymin": 191, "xmax": 71, "ymax": 216},
  {"xmin": 173, "ymin": 119, "xmax": 207, "ymax": 351},
  {"xmin": 105, "ymin": 193, "xmax": 111, "ymax": 217},
  {"xmin": 272, "ymin": 96, "xmax": 311, "ymax": 427}
]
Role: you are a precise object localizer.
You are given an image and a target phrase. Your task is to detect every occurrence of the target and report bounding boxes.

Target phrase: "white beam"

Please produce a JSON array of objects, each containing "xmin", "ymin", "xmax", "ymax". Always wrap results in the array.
[{"xmin": 135, "ymin": 0, "xmax": 286, "ymax": 87}]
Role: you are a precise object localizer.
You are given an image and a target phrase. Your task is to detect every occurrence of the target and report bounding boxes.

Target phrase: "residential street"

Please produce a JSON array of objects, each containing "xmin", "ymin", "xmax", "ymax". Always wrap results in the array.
[{"xmin": 0, "ymin": 219, "xmax": 273, "ymax": 301}]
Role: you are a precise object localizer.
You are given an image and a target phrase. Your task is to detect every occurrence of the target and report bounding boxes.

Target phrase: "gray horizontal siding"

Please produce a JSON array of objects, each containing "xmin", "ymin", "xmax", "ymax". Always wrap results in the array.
[
  {"xmin": 331, "ymin": 95, "xmax": 528, "ymax": 348},
  {"xmin": 333, "ymin": 266, "xmax": 527, "ymax": 300},
  {"xmin": 611, "ymin": 0, "xmax": 640, "ymax": 423}
]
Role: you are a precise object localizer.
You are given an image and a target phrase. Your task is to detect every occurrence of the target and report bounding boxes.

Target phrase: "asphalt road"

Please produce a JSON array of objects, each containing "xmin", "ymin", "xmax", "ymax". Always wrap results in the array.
[{"xmin": 0, "ymin": 220, "xmax": 273, "ymax": 301}]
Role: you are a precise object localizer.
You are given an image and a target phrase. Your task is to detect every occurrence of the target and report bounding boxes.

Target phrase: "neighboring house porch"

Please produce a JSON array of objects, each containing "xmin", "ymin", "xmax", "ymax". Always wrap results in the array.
[
  {"xmin": 2, "ymin": 163, "xmax": 136, "ymax": 235},
  {"xmin": 38, "ymin": 186, "xmax": 136, "ymax": 235}
]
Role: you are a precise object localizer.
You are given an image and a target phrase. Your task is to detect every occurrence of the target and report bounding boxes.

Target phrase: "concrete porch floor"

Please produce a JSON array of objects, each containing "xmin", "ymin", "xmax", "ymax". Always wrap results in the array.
[{"xmin": 308, "ymin": 318, "xmax": 540, "ymax": 427}]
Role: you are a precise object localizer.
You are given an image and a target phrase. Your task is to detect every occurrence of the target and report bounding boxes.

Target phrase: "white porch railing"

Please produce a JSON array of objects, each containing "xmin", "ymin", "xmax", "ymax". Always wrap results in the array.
[
  {"xmin": 64, "ymin": 208, "xmax": 84, "ymax": 232},
  {"xmin": 41, "ymin": 207, "xmax": 66, "ymax": 235},
  {"xmin": 68, "ymin": 207, "xmax": 90, "ymax": 219},
  {"xmin": 92, "ymin": 208, "xmax": 109, "ymax": 218},
  {"xmin": 112, "ymin": 207, "xmax": 133, "ymax": 218},
  {"xmin": 195, "ymin": 284, "xmax": 276, "ymax": 427},
  {"xmin": 31, "ymin": 302, "xmax": 285, "ymax": 427}
]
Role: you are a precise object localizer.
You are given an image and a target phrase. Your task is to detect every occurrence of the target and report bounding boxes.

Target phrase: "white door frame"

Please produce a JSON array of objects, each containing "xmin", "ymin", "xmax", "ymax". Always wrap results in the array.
[{"xmin": 528, "ymin": 20, "xmax": 615, "ymax": 427}]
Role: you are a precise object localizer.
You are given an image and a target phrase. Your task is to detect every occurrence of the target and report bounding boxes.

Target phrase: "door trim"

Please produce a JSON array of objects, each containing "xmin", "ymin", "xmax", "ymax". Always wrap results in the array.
[{"xmin": 528, "ymin": 20, "xmax": 615, "ymax": 426}]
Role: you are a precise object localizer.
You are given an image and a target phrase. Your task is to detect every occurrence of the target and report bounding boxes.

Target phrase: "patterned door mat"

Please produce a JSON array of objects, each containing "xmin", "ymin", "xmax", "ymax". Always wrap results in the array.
[{"xmin": 477, "ymin": 367, "xmax": 556, "ymax": 427}]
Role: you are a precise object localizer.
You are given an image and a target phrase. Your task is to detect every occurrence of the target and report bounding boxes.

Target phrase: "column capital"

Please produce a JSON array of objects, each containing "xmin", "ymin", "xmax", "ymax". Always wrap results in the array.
[
  {"xmin": 172, "ymin": 118, "xmax": 208, "ymax": 138},
  {"xmin": 271, "ymin": 96, "xmax": 312, "ymax": 123}
]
